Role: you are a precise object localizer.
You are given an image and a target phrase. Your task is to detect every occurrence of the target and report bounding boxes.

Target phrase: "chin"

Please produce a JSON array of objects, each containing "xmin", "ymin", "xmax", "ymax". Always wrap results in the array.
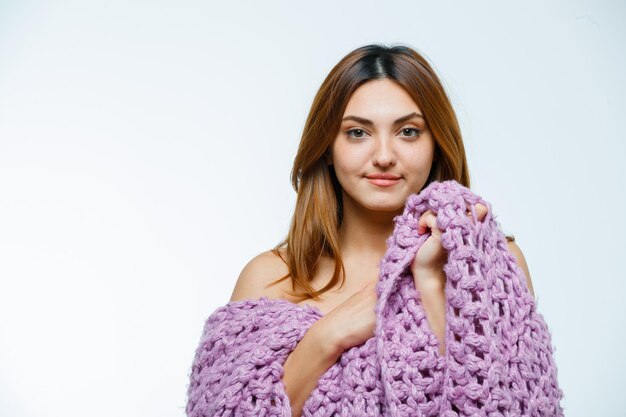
[{"xmin": 363, "ymin": 199, "xmax": 406, "ymax": 212}]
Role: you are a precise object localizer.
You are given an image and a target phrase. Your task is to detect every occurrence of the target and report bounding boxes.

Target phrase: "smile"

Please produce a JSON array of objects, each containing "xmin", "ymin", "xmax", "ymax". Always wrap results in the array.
[{"xmin": 366, "ymin": 178, "xmax": 401, "ymax": 187}]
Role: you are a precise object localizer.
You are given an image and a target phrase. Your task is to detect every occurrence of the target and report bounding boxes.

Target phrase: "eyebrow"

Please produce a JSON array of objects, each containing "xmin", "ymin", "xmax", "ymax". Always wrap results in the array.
[{"xmin": 341, "ymin": 112, "xmax": 424, "ymax": 127}]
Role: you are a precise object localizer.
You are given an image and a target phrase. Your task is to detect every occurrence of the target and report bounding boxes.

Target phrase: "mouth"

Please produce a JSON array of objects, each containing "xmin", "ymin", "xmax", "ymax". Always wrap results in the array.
[{"xmin": 365, "ymin": 176, "xmax": 402, "ymax": 187}]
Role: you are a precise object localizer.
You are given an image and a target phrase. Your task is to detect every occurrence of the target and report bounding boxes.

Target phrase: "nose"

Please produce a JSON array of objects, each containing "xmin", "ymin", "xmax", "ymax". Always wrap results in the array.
[{"xmin": 372, "ymin": 136, "xmax": 397, "ymax": 167}]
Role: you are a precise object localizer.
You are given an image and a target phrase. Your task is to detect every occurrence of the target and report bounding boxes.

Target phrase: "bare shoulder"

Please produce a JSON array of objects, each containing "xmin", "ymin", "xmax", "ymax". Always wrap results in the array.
[
  {"xmin": 506, "ymin": 239, "xmax": 535, "ymax": 297},
  {"xmin": 228, "ymin": 248, "xmax": 290, "ymax": 302}
]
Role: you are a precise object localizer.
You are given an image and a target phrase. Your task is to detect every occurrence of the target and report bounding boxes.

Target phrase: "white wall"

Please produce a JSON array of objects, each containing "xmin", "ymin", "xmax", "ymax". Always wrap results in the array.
[{"xmin": 0, "ymin": 1, "xmax": 624, "ymax": 416}]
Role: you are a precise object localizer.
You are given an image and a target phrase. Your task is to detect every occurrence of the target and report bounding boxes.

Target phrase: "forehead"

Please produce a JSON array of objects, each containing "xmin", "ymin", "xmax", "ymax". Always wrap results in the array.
[{"xmin": 343, "ymin": 79, "xmax": 422, "ymax": 119}]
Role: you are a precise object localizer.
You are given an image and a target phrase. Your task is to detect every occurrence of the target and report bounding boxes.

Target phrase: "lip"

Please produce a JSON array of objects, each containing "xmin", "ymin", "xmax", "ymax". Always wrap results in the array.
[
  {"xmin": 366, "ymin": 173, "xmax": 401, "ymax": 180},
  {"xmin": 367, "ymin": 177, "xmax": 400, "ymax": 187}
]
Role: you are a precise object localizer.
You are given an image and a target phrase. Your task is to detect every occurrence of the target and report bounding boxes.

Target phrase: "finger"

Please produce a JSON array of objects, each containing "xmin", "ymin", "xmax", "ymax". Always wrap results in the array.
[
  {"xmin": 476, "ymin": 203, "xmax": 488, "ymax": 221},
  {"xmin": 466, "ymin": 203, "xmax": 488, "ymax": 223},
  {"xmin": 418, "ymin": 210, "xmax": 441, "ymax": 237},
  {"xmin": 417, "ymin": 210, "xmax": 433, "ymax": 234}
]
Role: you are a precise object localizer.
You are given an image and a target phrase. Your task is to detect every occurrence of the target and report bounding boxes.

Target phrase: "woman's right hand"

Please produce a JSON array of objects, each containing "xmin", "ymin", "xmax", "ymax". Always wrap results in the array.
[{"xmin": 318, "ymin": 280, "xmax": 379, "ymax": 354}]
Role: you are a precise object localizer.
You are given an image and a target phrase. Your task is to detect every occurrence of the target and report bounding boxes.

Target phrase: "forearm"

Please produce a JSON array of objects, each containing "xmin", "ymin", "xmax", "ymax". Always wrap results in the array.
[
  {"xmin": 414, "ymin": 268, "xmax": 447, "ymax": 355},
  {"xmin": 282, "ymin": 320, "xmax": 342, "ymax": 417}
]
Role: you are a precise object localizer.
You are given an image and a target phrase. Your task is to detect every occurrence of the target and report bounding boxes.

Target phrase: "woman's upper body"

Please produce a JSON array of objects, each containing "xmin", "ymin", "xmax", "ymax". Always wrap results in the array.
[
  {"xmin": 189, "ymin": 44, "xmax": 550, "ymax": 417},
  {"xmin": 229, "ymin": 240, "xmax": 535, "ymax": 316},
  {"xmin": 228, "ymin": 45, "xmax": 535, "ymax": 315}
]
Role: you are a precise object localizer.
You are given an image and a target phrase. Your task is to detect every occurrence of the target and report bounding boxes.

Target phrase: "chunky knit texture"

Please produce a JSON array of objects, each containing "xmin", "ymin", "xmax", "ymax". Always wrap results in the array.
[{"xmin": 185, "ymin": 180, "xmax": 564, "ymax": 417}]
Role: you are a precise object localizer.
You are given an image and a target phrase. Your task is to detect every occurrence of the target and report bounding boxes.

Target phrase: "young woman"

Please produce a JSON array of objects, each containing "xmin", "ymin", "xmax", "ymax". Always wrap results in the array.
[{"xmin": 228, "ymin": 44, "xmax": 535, "ymax": 416}]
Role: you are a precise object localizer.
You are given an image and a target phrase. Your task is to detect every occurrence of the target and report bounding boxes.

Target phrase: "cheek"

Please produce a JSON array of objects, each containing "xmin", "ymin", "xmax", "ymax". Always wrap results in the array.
[
  {"xmin": 332, "ymin": 143, "xmax": 368, "ymax": 173},
  {"xmin": 407, "ymin": 151, "xmax": 433, "ymax": 171},
  {"xmin": 334, "ymin": 160, "xmax": 360, "ymax": 182},
  {"xmin": 403, "ymin": 139, "xmax": 435, "ymax": 169}
]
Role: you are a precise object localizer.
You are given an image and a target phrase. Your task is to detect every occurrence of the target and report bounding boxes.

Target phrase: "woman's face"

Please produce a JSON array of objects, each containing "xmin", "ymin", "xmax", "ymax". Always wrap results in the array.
[{"xmin": 329, "ymin": 78, "xmax": 436, "ymax": 213}]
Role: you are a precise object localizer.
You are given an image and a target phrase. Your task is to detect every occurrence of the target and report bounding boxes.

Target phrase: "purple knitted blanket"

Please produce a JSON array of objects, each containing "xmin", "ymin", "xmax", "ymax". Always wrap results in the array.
[{"xmin": 185, "ymin": 180, "xmax": 564, "ymax": 417}]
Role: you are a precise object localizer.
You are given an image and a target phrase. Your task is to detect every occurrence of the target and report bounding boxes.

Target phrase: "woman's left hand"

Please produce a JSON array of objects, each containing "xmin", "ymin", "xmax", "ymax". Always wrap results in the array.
[{"xmin": 410, "ymin": 203, "xmax": 489, "ymax": 288}]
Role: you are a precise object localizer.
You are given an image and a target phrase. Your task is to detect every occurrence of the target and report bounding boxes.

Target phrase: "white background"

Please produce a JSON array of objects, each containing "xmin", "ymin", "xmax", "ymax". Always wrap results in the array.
[{"xmin": 1, "ymin": 1, "xmax": 624, "ymax": 416}]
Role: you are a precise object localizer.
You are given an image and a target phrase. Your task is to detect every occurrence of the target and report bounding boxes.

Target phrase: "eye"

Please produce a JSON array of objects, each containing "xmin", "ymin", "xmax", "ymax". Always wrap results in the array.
[
  {"xmin": 344, "ymin": 127, "xmax": 423, "ymax": 140},
  {"xmin": 400, "ymin": 128, "xmax": 423, "ymax": 138},
  {"xmin": 344, "ymin": 128, "xmax": 369, "ymax": 139}
]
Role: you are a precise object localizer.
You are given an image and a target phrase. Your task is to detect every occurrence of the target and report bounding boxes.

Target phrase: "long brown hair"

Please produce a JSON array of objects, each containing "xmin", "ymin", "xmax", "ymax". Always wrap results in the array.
[{"xmin": 266, "ymin": 43, "xmax": 512, "ymax": 301}]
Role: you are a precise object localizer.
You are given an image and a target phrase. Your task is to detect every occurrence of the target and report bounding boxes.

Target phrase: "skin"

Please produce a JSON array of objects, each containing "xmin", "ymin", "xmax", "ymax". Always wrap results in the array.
[
  {"xmin": 326, "ymin": 78, "xmax": 438, "ymax": 258},
  {"xmin": 321, "ymin": 78, "xmax": 489, "ymax": 354},
  {"xmin": 327, "ymin": 78, "xmax": 487, "ymax": 267}
]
